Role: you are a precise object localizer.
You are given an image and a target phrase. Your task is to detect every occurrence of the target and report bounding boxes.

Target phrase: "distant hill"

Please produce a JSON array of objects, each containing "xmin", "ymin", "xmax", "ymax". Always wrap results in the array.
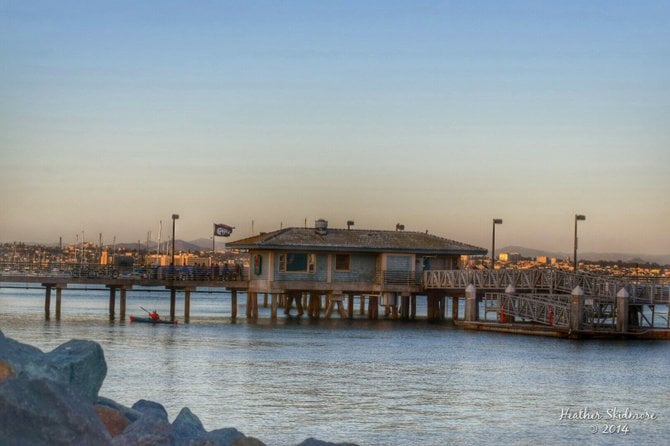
[{"xmin": 497, "ymin": 245, "xmax": 670, "ymax": 265}]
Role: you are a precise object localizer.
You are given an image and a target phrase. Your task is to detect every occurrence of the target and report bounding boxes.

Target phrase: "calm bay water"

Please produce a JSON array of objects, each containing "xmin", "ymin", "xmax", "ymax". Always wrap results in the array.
[{"xmin": 1, "ymin": 285, "xmax": 669, "ymax": 445}]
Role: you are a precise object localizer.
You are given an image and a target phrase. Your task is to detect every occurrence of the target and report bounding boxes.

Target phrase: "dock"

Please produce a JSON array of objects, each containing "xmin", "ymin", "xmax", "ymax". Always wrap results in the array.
[
  {"xmin": 2, "ymin": 222, "xmax": 668, "ymax": 339},
  {"xmin": 1, "ymin": 264, "xmax": 668, "ymax": 339}
]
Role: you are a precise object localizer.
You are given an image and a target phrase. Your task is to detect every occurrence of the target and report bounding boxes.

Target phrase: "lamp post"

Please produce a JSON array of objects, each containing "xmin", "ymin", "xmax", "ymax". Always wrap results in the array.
[
  {"xmin": 171, "ymin": 214, "xmax": 179, "ymax": 266},
  {"xmin": 491, "ymin": 218, "xmax": 503, "ymax": 269},
  {"xmin": 573, "ymin": 214, "xmax": 586, "ymax": 271}
]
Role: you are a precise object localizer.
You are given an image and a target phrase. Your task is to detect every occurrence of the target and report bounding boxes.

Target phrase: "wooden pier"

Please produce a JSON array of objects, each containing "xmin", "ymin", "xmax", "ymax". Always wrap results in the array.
[{"xmin": 2, "ymin": 220, "xmax": 669, "ymax": 340}]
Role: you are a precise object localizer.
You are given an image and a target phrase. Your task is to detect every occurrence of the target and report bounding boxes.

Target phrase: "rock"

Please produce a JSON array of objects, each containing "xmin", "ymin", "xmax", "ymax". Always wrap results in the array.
[
  {"xmin": 0, "ymin": 360, "xmax": 15, "ymax": 382},
  {"xmin": 112, "ymin": 415, "xmax": 174, "ymax": 446},
  {"xmin": 97, "ymin": 396, "xmax": 143, "ymax": 424},
  {"xmin": 295, "ymin": 439, "xmax": 359, "ymax": 446},
  {"xmin": 46, "ymin": 339, "xmax": 107, "ymax": 403},
  {"xmin": 0, "ymin": 334, "xmax": 106, "ymax": 404},
  {"xmin": 132, "ymin": 399, "xmax": 170, "ymax": 422},
  {"xmin": 0, "ymin": 330, "xmax": 51, "ymax": 378},
  {"xmin": 191, "ymin": 427, "xmax": 266, "ymax": 446},
  {"xmin": 173, "ymin": 407, "xmax": 206, "ymax": 444},
  {"xmin": 0, "ymin": 375, "xmax": 112, "ymax": 446},
  {"xmin": 232, "ymin": 436, "xmax": 266, "ymax": 446},
  {"xmin": 95, "ymin": 405, "xmax": 130, "ymax": 437}
]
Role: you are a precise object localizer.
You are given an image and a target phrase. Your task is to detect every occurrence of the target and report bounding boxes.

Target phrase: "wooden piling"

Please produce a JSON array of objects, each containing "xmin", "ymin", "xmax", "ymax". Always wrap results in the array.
[
  {"xmin": 184, "ymin": 288, "xmax": 191, "ymax": 323},
  {"xmin": 347, "ymin": 294, "xmax": 354, "ymax": 319},
  {"xmin": 44, "ymin": 285, "xmax": 51, "ymax": 320},
  {"xmin": 452, "ymin": 296, "xmax": 459, "ymax": 321},
  {"xmin": 55, "ymin": 287, "xmax": 62, "ymax": 320},
  {"xmin": 271, "ymin": 294, "xmax": 278, "ymax": 320},
  {"xmin": 410, "ymin": 294, "xmax": 416, "ymax": 320},
  {"xmin": 231, "ymin": 290, "xmax": 238, "ymax": 320},
  {"xmin": 109, "ymin": 286, "xmax": 116, "ymax": 320},
  {"xmin": 119, "ymin": 287, "xmax": 126, "ymax": 321},
  {"xmin": 359, "ymin": 294, "xmax": 366, "ymax": 315},
  {"xmin": 170, "ymin": 287, "xmax": 176, "ymax": 322},
  {"xmin": 263, "ymin": 293, "xmax": 268, "ymax": 308}
]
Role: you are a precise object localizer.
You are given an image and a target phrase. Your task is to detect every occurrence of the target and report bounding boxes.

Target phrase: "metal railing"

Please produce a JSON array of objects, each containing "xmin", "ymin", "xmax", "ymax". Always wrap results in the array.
[
  {"xmin": 485, "ymin": 292, "xmax": 571, "ymax": 328},
  {"xmin": 0, "ymin": 261, "xmax": 249, "ymax": 282},
  {"xmin": 424, "ymin": 268, "xmax": 669, "ymax": 302}
]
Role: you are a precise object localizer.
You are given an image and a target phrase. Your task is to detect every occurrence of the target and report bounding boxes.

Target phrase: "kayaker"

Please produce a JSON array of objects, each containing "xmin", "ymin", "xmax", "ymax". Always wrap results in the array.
[{"xmin": 150, "ymin": 310, "xmax": 160, "ymax": 321}]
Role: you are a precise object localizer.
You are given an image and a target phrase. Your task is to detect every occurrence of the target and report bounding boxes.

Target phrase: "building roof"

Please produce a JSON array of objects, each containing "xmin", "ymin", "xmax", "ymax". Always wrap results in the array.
[{"xmin": 227, "ymin": 227, "xmax": 487, "ymax": 256}]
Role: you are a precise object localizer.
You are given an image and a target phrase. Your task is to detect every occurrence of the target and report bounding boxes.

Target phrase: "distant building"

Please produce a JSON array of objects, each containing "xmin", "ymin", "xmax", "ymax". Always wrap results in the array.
[{"xmin": 499, "ymin": 252, "xmax": 521, "ymax": 263}]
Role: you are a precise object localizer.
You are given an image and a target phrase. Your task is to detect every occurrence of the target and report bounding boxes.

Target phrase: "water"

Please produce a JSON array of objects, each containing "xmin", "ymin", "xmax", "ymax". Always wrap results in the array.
[{"xmin": 1, "ymin": 285, "xmax": 669, "ymax": 445}]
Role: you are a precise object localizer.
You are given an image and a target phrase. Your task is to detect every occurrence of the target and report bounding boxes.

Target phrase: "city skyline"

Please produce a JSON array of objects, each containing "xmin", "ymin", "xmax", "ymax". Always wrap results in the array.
[{"xmin": 1, "ymin": 1, "xmax": 668, "ymax": 255}]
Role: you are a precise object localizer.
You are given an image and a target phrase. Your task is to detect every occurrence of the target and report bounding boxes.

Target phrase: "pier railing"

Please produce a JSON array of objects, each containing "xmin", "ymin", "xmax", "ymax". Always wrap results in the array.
[
  {"xmin": 0, "ymin": 261, "xmax": 249, "ymax": 283},
  {"xmin": 485, "ymin": 292, "xmax": 571, "ymax": 328},
  {"xmin": 424, "ymin": 269, "xmax": 669, "ymax": 303}
]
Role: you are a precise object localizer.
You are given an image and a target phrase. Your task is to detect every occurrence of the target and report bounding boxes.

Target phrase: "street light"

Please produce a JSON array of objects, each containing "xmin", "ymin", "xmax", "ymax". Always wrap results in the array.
[
  {"xmin": 573, "ymin": 214, "xmax": 586, "ymax": 271},
  {"xmin": 492, "ymin": 218, "xmax": 503, "ymax": 269},
  {"xmin": 171, "ymin": 214, "xmax": 179, "ymax": 266}
]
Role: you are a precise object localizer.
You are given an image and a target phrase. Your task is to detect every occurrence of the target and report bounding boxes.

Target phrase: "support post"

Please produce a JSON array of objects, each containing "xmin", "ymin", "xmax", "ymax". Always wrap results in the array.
[
  {"xmin": 359, "ymin": 294, "xmax": 365, "ymax": 315},
  {"xmin": 570, "ymin": 286, "xmax": 584, "ymax": 333},
  {"xmin": 465, "ymin": 284, "xmax": 478, "ymax": 322},
  {"xmin": 120, "ymin": 287, "xmax": 126, "ymax": 321},
  {"xmin": 184, "ymin": 288, "xmax": 191, "ymax": 323},
  {"xmin": 263, "ymin": 293, "xmax": 268, "ymax": 308},
  {"xmin": 44, "ymin": 285, "xmax": 52, "ymax": 320},
  {"xmin": 503, "ymin": 284, "xmax": 516, "ymax": 323},
  {"xmin": 347, "ymin": 294, "xmax": 354, "ymax": 319},
  {"xmin": 109, "ymin": 286, "xmax": 116, "ymax": 320},
  {"xmin": 616, "ymin": 288, "xmax": 629, "ymax": 333},
  {"xmin": 271, "ymin": 294, "xmax": 278, "ymax": 320},
  {"xmin": 410, "ymin": 294, "xmax": 416, "ymax": 320},
  {"xmin": 231, "ymin": 290, "xmax": 238, "ymax": 320},
  {"xmin": 452, "ymin": 296, "xmax": 459, "ymax": 321},
  {"xmin": 170, "ymin": 287, "xmax": 176, "ymax": 322},
  {"xmin": 55, "ymin": 287, "xmax": 62, "ymax": 320}
]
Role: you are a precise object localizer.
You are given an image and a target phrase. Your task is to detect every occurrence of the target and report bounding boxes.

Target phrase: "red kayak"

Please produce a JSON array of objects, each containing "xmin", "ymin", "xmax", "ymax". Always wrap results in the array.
[{"xmin": 129, "ymin": 315, "xmax": 178, "ymax": 325}]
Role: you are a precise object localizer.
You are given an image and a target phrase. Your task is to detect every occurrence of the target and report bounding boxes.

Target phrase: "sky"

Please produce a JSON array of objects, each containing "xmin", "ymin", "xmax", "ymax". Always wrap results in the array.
[{"xmin": 1, "ymin": 1, "xmax": 669, "ymax": 255}]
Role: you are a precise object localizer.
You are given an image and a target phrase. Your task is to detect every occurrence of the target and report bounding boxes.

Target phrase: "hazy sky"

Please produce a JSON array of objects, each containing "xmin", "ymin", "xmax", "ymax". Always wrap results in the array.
[{"xmin": 1, "ymin": 1, "xmax": 669, "ymax": 254}]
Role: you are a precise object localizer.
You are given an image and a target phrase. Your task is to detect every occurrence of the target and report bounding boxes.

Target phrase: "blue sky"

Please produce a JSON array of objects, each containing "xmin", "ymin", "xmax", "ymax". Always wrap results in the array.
[{"xmin": 1, "ymin": 1, "xmax": 668, "ymax": 254}]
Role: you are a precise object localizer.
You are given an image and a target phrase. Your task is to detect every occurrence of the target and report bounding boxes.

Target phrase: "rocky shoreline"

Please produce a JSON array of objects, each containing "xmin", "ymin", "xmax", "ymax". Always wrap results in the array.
[{"xmin": 0, "ymin": 330, "xmax": 357, "ymax": 446}]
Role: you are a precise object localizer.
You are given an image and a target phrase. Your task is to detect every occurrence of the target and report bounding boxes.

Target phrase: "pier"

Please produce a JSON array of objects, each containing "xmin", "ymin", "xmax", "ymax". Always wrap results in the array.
[
  {"xmin": 2, "ymin": 223, "xmax": 669, "ymax": 339},
  {"xmin": 1, "ymin": 262, "xmax": 668, "ymax": 339}
]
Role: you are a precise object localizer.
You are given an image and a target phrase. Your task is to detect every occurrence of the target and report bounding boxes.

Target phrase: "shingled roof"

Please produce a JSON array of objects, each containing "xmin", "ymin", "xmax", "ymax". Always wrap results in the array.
[{"xmin": 227, "ymin": 227, "xmax": 486, "ymax": 256}]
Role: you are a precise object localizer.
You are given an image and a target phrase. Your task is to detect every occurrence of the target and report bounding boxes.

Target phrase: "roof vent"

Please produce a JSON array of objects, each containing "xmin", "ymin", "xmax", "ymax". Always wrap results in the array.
[
  {"xmin": 315, "ymin": 219, "xmax": 328, "ymax": 235},
  {"xmin": 347, "ymin": 220, "xmax": 355, "ymax": 230},
  {"xmin": 395, "ymin": 223, "xmax": 405, "ymax": 231}
]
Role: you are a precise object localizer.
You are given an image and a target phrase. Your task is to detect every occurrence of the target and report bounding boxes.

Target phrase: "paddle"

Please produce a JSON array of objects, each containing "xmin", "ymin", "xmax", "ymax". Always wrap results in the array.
[{"xmin": 139, "ymin": 306, "xmax": 151, "ymax": 315}]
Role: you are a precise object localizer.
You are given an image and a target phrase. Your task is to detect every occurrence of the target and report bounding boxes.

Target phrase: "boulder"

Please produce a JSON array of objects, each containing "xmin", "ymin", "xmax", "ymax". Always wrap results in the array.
[
  {"xmin": 192, "ymin": 427, "xmax": 266, "ymax": 446},
  {"xmin": 0, "ymin": 375, "xmax": 112, "ymax": 446},
  {"xmin": 97, "ymin": 396, "xmax": 143, "ymax": 424},
  {"xmin": 172, "ymin": 407, "xmax": 206, "ymax": 444},
  {"xmin": 0, "ymin": 332, "xmax": 106, "ymax": 404},
  {"xmin": 132, "ymin": 399, "xmax": 170, "ymax": 422},
  {"xmin": 95, "ymin": 405, "xmax": 130, "ymax": 437},
  {"xmin": 0, "ymin": 330, "xmax": 51, "ymax": 378},
  {"xmin": 111, "ymin": 415, "xmax": 174, "ymax": 446},
  {"xmin": 0, "ymin": 360, "xmax": 15, "ymax": 382},
  {"xmin": 46, "ymin": 339, "xmax": 107, "ymax": 403}
]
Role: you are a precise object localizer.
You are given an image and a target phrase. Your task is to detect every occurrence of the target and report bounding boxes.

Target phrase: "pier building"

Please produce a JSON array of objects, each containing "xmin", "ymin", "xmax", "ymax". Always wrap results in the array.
[{"xmin": 226, "ymin": 219, "xmax": 486, "ymax": 320}]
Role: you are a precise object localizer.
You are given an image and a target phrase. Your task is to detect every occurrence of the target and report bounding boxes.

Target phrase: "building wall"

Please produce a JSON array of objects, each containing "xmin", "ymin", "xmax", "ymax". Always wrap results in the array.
[
  {"xmin": 274, "ymin": 253, "xmax": 329, "ymax": 282},
  {"xmin": 332, "ymin": 254, "xmax": 378, "ymax": 283},
  {"xmin": 386, "ymin": 254, "xmax": 413, "ymax": 271}
]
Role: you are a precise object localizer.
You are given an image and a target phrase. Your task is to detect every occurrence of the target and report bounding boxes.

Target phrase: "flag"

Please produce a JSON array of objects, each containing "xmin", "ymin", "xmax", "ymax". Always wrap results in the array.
[{"xmin": 214, "ymin": 223, "xmax": 234, "ymax": 237}]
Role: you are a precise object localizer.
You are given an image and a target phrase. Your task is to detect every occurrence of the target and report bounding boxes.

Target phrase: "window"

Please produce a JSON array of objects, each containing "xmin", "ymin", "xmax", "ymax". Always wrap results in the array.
[
  {"xmin": 335, "ymin": 254, "xmax": 351, "ymax": 271},
  {"xmin": 279, "ymin": 253, "xmax": 316, "ymax": 273}
]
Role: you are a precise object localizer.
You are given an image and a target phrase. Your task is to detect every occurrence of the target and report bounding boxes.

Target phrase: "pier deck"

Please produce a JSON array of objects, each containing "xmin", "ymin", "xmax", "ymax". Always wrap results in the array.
[{"xmin": 1, "ymin": 264, "xmax": 668, "ymax": 339}]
